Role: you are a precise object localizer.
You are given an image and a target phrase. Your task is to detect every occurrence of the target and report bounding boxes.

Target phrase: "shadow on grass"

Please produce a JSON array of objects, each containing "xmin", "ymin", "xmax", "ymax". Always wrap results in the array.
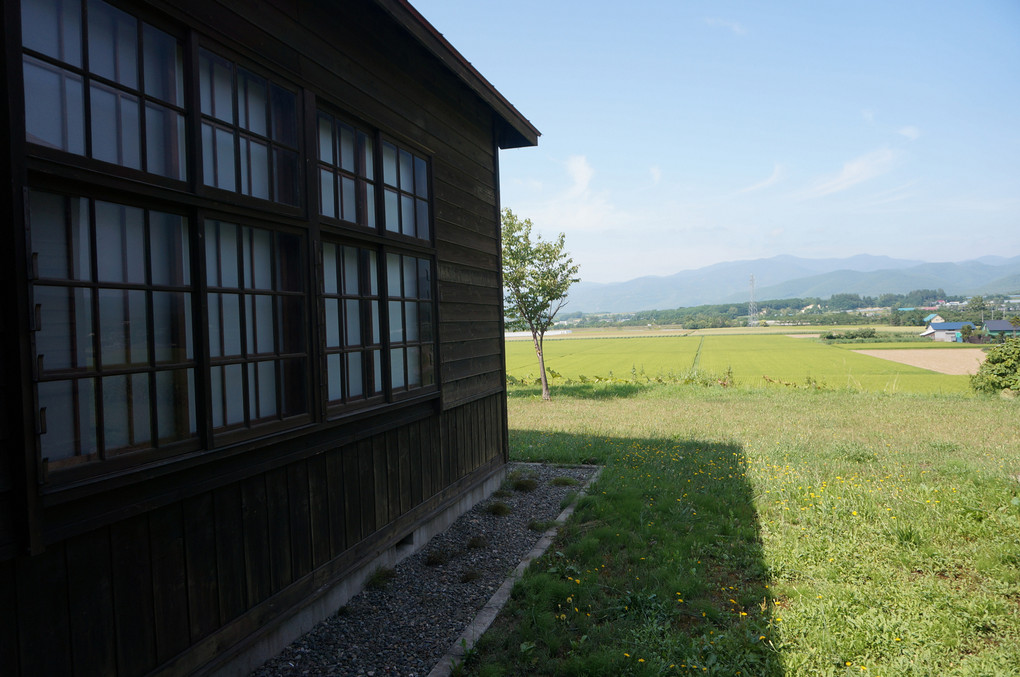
[
  {"xmin": 471, "ymin": 432, "xmax": 783, "ymax": 676},
  {"xmin": 506, "ymin": 383, "xmax": 651, "ymax": 400}
]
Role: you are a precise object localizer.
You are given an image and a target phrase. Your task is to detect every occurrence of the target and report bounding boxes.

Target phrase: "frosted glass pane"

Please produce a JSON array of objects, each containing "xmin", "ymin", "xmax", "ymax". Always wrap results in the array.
[
  {"xmin": 273, "ymin": 149, "xmax": 299, "ymax": 206},
  {"xmin": 363, "ymin": 184, "xmax": 376, "ymax": 228},
  {"xmin": 218, "ymin": 221, "xmax": 239, "ymax": 287},
  {"xmin": 152, "ymin": 291, "xmax": 191, "ymax": 363},
  {"xmin": 370, "ymin": 301, "xmax": 380, "ymax": 344},
  {"xmin": 24, "ymin": 58, "xmax": 84, "ymax": 153},
  {"xmin": 88, "ymin": 0, "xmax": 137, "ymax": 87},
  {"xmin": 199, "ymin": 51, "xmax": 234, "ymax": 122},
  {"xmin": 255, "ymin": 294, "xmax": 274, "ymax": 353},
  {"xmin": 388, "ymin": 301, "xmax": 403, "ymax": 342},
  {"xmin": 98, "ymin": 288, "xmax": 126, "ymax": 365},
  {"xmin": 249, "ymin": 228, "xmax": 271, "ymax": 289},
  {"xmin": 383, "ymin": 189, "xmax": 399, "ymax": 232},
  {"xmin": 407, "ymin": 346, "xmax": 421, "ymax": 387},
  {"xmin": 400, "ymin": 194, "xmax": 414, "ymax": 236},
  {"xmin": 257, "ymin": 360, "xmax": 277, "ymax": 418},
  {"xmin": 405, "ymin": 302, "xmax": 418, "ymax": 341},
  {"xmin": 345, "ymin": 299, "xmax": 361, "ymax": 346},
  {"xmin": 320, "ymin": 169, "xmax": 336, "ymax": 218},
  {"xmin": 224, "ymin": 364, "xmax": 243, "ymax": 425},
  {"xmin": 346, "ymin": 353, "xmax": 363, "ymax": 398},
  {"xmin": 386, "ymin": 253, "xmax": 400, "ymax": 297},
  {"xmin": 207, "ymin": 296, "xmax": 221, "ymax": 357},
  {"xmin": 241, "ymin": 137, "xmax": 269, "ymax": 199},
  {"xmin": 220, "ymin": 293, "xmax": 242, "ymax": 356},
  {"xmin": 399, "ymin": 150, "xmax": 413, "ymax": 192},
  {"xmin": 118, "ymin": 93, "xmax": 142, "ymax": 169},
  {"xmin": 215, "ymin": 127, "xmax": 236, "ymax": 191},
  {"xmin": 156, "ymin": 368, "xmax": 193, "ymax": 443},
  {"xmin": 23, "ymin": 0, "xmax": 82, "ymax": 66},
  {"xmin": 36, "ymin": 286, "xmax": 93, "ymax": 371},
  {"xmin": 270, "ymin": 84, "xmax": 297, "ymax": 146},
  {"xmin": 38, "ymin": 380, "xmax": 75, "ymax": 460},
  {"xmin": 317, "ymin": 113, "xmax": 333, "ymax": 162},
  {"xmin": 416, "ymin": 199, "xmax": 429, "ymax": 240},
  {"xmin": 90, "ymin": 84, "xmax": 118, "ymax": 164},
  {"xmin": 390, "ymin": 348, "xmax": 404, "ymax": 388},
  {"xmin": 341, "ymin": 177, "xmax": 356, "ymax": 222},
  {"xmin": 372, "ymin": 350, "xmax": 382, "ymax": 394},
  {"xmin": 417, "ymin": 259, "xmax": 432, "ymax": 299},
  {"xmin": 359, "ymin": 132, "xmax": 373, "ymax": 177},
  {"xmin": 419, "ymin": 302, "xmax": 433, "ymax": 342},
  {"xmin": 322, "ymin": 243, "xmax": 337, "ymax": 294},
  {"xmin": 131, "ymin": 372, "xmax": 151, "ymax": 446},
  {"xmin": 340, "ymin": 124, "xmax": 355, "ymax": 171},
  {"xmin": 149, "ymin": 210, "xmax": 189, "ymax": 285},
  {"xmin": 143, "ymin": 24, "xmax": 182, "ymax": 104},
  {"xmin": 382, "ymin": 142, "xmax": 397, "ymax": 186},
  {"xmin": 368, "ymin": 251, "xmax": 378, "ymax": 295},
  {"xmin": 30, "ymin": 191, "xmax": 90, "ymax": 281},
  {"xmin": 325, "ymin": 298, "xmax": 339, "ymax": 347},
  {"xmin": 343, "ymin": 246, "xmax": 359, "ymax": 294},
  {"xmin": 402, "ymin": 257, "xmax": 417, "ymax": 298},
  {"xmin": 145, "ymin": 104, "xmax": 185, "ymax": 180},
  {"xmin": 102, "ymin": 374, "xmax": 130, "ymax": 449},
  {"xmin": 201, "ymin": 124, "xmax": 214, "ymax": 188},
  {"xmin": 326, "ymin": 353, "xmax": 341, "ymax": 402},
  {"xmin": 414, "ymin": 156, "xmax": 428, "ymax": 198},
  {"xmin": 210, "ymin": 366, "xmax": 223, "ymax": 427},
  {"xmin": 128, "ymin": 289, "xmax": 149, "ymax": 364},
  {"xmin": 238, "ymin": 70, "xmax": 267, "ymax": 136}
]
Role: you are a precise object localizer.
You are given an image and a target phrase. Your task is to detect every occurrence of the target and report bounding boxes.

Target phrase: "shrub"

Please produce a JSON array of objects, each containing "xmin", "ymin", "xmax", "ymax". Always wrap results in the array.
[{"xmin": 971, "ymin": 338, "xmax": 1020, "ymax": 394}]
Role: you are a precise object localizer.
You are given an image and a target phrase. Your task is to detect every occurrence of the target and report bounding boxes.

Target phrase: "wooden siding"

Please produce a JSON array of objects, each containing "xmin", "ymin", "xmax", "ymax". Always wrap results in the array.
[{"xmin": 0, "ymin": 393, "xmax": 505, "ymax": 676}]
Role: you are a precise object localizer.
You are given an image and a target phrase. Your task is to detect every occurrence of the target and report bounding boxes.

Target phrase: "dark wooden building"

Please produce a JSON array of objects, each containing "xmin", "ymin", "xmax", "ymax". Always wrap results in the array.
[{"xmin": 0, "ymin": 0, "xmax": 537, "ymax": 673}]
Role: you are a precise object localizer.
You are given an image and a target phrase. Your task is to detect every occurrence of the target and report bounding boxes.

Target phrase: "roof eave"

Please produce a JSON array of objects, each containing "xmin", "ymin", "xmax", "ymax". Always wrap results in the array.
[{"xmin": 373, "ymin": 0, "xmax": 540, "ymax": 149}]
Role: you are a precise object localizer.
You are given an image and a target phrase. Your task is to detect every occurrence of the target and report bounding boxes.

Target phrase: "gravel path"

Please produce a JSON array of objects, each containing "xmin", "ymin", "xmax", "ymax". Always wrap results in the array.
[{"xmin": 251, "ymin": 463, "xmax": 598, "ymax": 677}]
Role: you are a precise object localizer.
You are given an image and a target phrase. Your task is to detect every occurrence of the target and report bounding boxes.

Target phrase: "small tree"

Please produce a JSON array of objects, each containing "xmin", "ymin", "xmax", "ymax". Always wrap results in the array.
[
  {"xmin": 971, "ymin": 337, "xmax": 1020, "ymax": 394},
  {"xmin": 501, "ymin": 208, "xmax": 580, "ymax": 400}
]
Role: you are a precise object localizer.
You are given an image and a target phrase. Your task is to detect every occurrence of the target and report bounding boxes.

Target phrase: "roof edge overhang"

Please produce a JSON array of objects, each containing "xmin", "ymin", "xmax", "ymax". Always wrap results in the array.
[{"xmin": 373, "ymin": 0, "xmax": 540, "ymax": 149}]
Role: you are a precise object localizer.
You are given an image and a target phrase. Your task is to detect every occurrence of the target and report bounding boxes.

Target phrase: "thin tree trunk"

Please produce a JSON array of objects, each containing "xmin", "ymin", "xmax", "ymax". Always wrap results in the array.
[{"xmin": 533, "ymin": 331, "xmax": 550, "ymax": 400}]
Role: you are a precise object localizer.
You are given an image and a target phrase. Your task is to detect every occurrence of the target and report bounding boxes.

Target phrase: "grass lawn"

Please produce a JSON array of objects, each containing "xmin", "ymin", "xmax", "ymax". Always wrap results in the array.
[{"xmin": 466, "ymin": 385, "xmax": 1020, "ymax": 676}]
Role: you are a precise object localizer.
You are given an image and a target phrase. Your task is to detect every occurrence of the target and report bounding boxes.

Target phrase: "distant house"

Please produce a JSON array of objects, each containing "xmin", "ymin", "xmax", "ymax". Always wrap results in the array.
[
  {"xmin": 923, "ymin": 313, "xmax": 945, "ymax": 324},
  {"xmin": 921, "ymin": 322, "xmax": 976, "ymax": 342},
  {"xmin": 984, "ymin": 320, "xmax": 1020, "ymax": 337},
  {"xmin": 1, "ymin": 1, "xmax": 538, "ymax": 675}
]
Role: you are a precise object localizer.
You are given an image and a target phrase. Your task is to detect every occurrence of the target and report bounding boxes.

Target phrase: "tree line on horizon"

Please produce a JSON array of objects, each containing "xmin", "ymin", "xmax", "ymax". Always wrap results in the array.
[{"xmin": 559, "ymin": 289, "xmax": 1020, "ymax": 330}]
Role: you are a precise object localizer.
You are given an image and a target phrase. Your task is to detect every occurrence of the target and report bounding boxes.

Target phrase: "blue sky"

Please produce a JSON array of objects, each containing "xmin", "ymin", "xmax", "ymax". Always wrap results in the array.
[{"xmin": 412, "ymin": 0, "xmax": 1020, "ymax": 283}]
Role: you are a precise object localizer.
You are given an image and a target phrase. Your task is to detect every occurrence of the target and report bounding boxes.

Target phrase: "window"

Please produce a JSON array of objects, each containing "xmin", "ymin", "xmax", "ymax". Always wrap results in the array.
[
  {"xmin": 382, "ymin": 141, "xmax": 430, "ymax": 241},
  {"xmin": 204, "ymin": 220, "xmax": 308, "ymax": 430},
  {"xmin": 28, "ymin": 190, "xmax": 196, "ymax": 468},
  {"xmin": 199, "ymin": 50, "xmax": 299, "ymax": 205},
  {"xmin": 318, "ymin": 113, "xmax": 376, "ymax": 227},
  {"xmin": 21, "ymin": 0, "xmax": 187, "ymax": 179},
  {"xmin": 386, "ymin": 252, "xmax": 435, "ymax": 390},
  {"xmin": 321, "ymin": 242, "xmax": 382, "ymax": 407}
]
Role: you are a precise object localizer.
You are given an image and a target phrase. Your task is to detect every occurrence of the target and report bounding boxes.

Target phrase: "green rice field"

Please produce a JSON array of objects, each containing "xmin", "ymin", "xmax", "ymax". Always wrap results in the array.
[{"xmin": 505, "ymin": 333, "xmax": 974, "ymax": 395}]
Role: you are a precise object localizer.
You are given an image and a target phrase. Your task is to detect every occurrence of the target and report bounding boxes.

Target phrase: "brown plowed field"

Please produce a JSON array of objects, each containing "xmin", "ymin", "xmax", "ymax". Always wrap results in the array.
[{"xmin": 852, "ymin": 348, "xmax": 986, "ymax": 375}]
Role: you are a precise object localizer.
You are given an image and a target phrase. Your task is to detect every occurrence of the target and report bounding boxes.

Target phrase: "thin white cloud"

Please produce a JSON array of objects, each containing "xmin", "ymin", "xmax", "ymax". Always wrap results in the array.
[
  {"xmin": 897, "ymin": 126, "xmax": 921, "ymax": 141},
  {"xmin": 705, "ymin": 17, "xmax": 747, "ymax": 35},
  {"xmin": 799, "ymin": 148, "xmax": 898, "ymax": 199},
  {"xmin": 650, "ymin": 166, "xmax": 662, "ymax": 185},
  {"xmin": 736, "ymin": 164, "xmax": 784, "ymax": 194},
  {"xmin": 564, "ymin": 155, "xmax": 594, "ymax": 198},
  {"xmin": 862, "ymin": 109, "xmax": 875, "ymax": 123}
]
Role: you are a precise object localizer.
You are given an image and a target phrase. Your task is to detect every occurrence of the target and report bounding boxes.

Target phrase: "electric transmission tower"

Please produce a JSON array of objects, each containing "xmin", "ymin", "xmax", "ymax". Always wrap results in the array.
[{"xmin": 748, "ymin": 274, "xmax": 758, "ymax": 327}]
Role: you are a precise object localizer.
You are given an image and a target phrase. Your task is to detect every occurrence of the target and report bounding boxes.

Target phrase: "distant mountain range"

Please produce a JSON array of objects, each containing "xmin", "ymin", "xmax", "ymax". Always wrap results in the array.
[{"xmin": 566, "ymin": 254, "xmax": 1020, "ymax": 313}]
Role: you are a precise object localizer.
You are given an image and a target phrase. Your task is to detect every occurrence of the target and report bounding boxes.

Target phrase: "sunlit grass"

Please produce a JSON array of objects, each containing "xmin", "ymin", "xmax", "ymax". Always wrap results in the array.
[
  {"xmin": 506, "ymin": 334, "xmax": 972, "ymax": 395},
  {"xmin": 469, "ymin": 385, "xmax": 1020, "ymax": 676}
]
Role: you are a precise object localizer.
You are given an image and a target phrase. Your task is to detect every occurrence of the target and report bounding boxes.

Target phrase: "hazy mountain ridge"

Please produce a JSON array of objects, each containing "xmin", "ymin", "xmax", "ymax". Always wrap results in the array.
[{"xmin": 567, "ymin": 255, "xmax": 1020, "ymax": 313}]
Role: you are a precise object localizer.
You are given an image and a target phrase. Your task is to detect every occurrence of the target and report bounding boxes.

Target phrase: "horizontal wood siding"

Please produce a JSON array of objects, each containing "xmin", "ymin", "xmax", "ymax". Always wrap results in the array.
[{"xmin": 0, "ymin": 393, "xmax": 504, "ymax": 675}]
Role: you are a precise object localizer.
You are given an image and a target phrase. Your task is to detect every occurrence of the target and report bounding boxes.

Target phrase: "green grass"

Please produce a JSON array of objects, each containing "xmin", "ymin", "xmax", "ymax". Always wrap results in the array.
[
  {"xmin": 506, "ymin": 334, "xmax": 972, "ymax": 395},
  {"xmin": 469, "ymin": 385, "xmax": 1020, "ymax": 676}
]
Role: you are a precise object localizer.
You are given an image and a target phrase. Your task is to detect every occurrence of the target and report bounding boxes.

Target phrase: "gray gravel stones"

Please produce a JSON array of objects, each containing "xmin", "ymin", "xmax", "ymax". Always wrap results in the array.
[{"xmin": 252, "ymin": 463, "xmax": 597, "ymax": 677}]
